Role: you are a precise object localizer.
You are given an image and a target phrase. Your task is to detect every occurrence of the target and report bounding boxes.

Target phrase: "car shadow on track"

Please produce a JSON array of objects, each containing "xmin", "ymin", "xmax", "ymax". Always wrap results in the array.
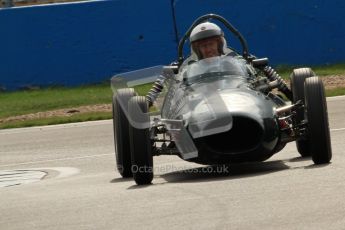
[
  {"xmin": 110, "ymin": 157, "xmax": 329, "ymax": 187},
  {"xmin": 110, "ymin": 177, "xmax": 134, "ymax": 183},
  {"xmin": 288, "ymin": 156, "xmax": 312, "ymax": 162},
  {"xmin": 304, "ymin": 162, "xmax": 332, "ymax": 169},
  {"xmin": 160, "ymin": 160, "xmax": 290, "ymax": 184}
]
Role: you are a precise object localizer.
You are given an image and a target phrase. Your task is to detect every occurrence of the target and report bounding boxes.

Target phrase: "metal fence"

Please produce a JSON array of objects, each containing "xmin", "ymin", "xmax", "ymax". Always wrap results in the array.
[
  {"xmin": 1, "ymin": 0, "xmax": 84, "ymax": 8},
  {"xmin": 1, "ymin": 0, "xmax": 13, "ymax": 7}
]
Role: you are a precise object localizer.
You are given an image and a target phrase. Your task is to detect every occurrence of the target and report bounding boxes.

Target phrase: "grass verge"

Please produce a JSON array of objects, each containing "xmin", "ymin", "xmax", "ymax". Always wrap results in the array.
[
  {"xmin": 0, "ymin": 84, "xmax": 112, "ymax": 118},
  {"xmin": 1, "ymin": 63, "xmax": 345, "ymax": 129},
  {"xmin": 1, "ymin": 87, "xmax": 344, "ymax": 130},
  {"xmin": 0, "ymin": 112, "xmax": 112, "ymax": 129},
  {"xmin": 276, "ymin": 63, "xmax": 345, "ymax": 78}
]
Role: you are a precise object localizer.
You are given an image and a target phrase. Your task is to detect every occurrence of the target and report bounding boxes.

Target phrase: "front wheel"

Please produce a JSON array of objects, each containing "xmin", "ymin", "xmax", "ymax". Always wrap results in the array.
[
  {"xmin": 290, "ymin": 68, "xmax": 315, "ymax": 157},
  {"xmin": 304, "ymin": 77, "xmax": 332, "ymax": 164},
  {"xmin": 128, "ymin": 96, "xmax": 153, "ymax": 185},
  {"xmin": 113, "ymin": 88, "xmax": 136, "ymax": 177}
]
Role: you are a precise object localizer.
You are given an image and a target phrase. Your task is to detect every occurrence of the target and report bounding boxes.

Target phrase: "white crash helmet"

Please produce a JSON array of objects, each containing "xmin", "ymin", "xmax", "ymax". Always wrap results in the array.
[{"xmin": 190, "ymin": 22, "xmax": 227, "ymax": 59}]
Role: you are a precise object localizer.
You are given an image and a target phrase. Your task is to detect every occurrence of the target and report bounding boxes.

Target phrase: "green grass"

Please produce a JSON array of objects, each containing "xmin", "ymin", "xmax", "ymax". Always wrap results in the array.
[
  {"xmin": 0, "ymin": 112, "xmax": 113, "ymax": 129},
  {"xmin": 0, "ymin": 63, "xmax": 345, "ymax": 129},
  {"xmin": 0, "ymin": 82, "xmax": 152, "ymax": 119},
  {"xmin": 0, "ymin": 83, "xmax": 112, "ymax": 119},
  {"xmin": 276, "ymin": 63, "xmax": 345, "ymax": 78},
  {"xmin": 325, "ymin": 87, "xmax": 345, "ymax": 97}
]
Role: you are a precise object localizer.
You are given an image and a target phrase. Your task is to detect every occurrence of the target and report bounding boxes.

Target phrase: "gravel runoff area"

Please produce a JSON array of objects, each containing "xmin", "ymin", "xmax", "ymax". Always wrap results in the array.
[{"xmin": 1, "ymin": 75, "xmax": 345, "ymax": 124}]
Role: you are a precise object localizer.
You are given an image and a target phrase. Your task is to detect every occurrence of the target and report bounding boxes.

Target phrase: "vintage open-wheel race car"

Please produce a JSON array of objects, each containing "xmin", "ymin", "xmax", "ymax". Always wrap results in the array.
[{"xmin": 111, "ymin": 14, "xmax": 332, "ymax": 185}]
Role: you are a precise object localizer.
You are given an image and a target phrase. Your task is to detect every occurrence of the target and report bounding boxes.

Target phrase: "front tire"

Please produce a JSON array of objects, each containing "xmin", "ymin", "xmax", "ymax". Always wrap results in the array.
[
  {"xmin": 304, "ymin": 77, "xmax": 332, "ymax": 164},
  {"xmin": 290, "ymin": 68, "xmax": 315, "ymax": 157},
  {"xmin": 128, "ymin": 96, "xmax": 153, "ymax": 185},
  {"xmin": 113, "ymin": 88, "xmax": 136, "ymax": 177}
]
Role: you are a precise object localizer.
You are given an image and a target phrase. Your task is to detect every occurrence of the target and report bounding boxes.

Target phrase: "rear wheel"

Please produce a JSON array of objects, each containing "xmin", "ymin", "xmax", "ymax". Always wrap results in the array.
[
  {"xmin": 304, "ymin": 77, "xmax": 332, "ymax": 164},
  {"xmin": 290, "ymin": 68, "xmax": 315, "ymax": 156},
  {"xmin": 113, "ymin": 88, "xmax": 136, "ymax": 177},
  {"xmin": 128, "ymin": 96, "xmax": 153, "ymax": 185}
]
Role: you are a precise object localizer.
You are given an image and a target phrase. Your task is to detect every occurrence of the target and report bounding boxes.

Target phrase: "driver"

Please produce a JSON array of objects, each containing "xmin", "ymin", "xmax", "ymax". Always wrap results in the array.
[
  {"xmin": 177, "ymin": 21, "xmax": 250, "ymax": 82},
  {"xmin": 189, "ymin": 22, "xmax": 234, "ymax": 60}
]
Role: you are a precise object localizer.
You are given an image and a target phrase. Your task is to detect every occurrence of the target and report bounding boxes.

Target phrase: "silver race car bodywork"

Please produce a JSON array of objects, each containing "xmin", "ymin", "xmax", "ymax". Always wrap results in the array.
[
  {"xmin": 111, "ymin": 14, "xmax": 332, "ymax": 185},
  {"xmin": 160, "ymin": 56, "xmax": 283, "ymax": 164}
]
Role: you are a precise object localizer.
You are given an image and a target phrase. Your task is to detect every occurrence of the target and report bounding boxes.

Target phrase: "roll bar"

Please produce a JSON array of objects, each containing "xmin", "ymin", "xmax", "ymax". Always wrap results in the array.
[{"xmin": 177, "ymin": 14, "xmax": 250, "ymax": 66}]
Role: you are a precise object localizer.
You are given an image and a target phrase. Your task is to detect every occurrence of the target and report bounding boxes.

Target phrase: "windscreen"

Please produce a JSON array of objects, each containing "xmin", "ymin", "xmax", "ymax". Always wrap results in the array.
[
  {"xmin": 184, "ymin": 56, "xmax": 248, "ymax": 81},
  {"xmin": 111, "ymin": 65, "xmax": 165, "ymax": 92}
]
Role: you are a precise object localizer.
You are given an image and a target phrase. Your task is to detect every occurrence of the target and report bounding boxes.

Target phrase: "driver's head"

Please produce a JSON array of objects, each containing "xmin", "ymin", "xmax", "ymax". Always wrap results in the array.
[{"xmin": 190, "ymin": 22, "xmax": 225, "ymax": 60}]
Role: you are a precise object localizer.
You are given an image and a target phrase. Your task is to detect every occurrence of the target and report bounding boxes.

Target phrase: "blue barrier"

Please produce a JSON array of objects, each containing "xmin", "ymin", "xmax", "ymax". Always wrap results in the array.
[
  {"xmin": 0, "ymin": 0, "xmax": 175, "ymax": 90},
  {"xmin": 173, "ymin": 0, "xmax": 345, "ymax": 65},
  {"xmin": 0, "ymin": 0, "xmax": 345, "ymax": 90}
]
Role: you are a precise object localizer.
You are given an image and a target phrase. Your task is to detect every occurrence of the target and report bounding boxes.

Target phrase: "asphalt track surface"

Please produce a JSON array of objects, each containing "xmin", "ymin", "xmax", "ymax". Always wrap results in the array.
[{"xmin": 0, "ymin": 96, "xmax": 344, "ymax": 230}]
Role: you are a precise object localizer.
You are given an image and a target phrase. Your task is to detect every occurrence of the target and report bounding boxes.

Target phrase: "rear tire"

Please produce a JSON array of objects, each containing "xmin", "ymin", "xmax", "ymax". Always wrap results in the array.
[
  {"xmin": 304, "ymin": 77, "xmax": 332, "ymax": 164},
  {"xmin": 128, "ymin": 96, "xmax": 153, "ymax": 185},
  {"xmin": 290, "ymin": 68, "xmax": 315, "ymax": 157},
  {"xmin": 113, "ymin": 88, "xmax": 136, "ymax": 177}
]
